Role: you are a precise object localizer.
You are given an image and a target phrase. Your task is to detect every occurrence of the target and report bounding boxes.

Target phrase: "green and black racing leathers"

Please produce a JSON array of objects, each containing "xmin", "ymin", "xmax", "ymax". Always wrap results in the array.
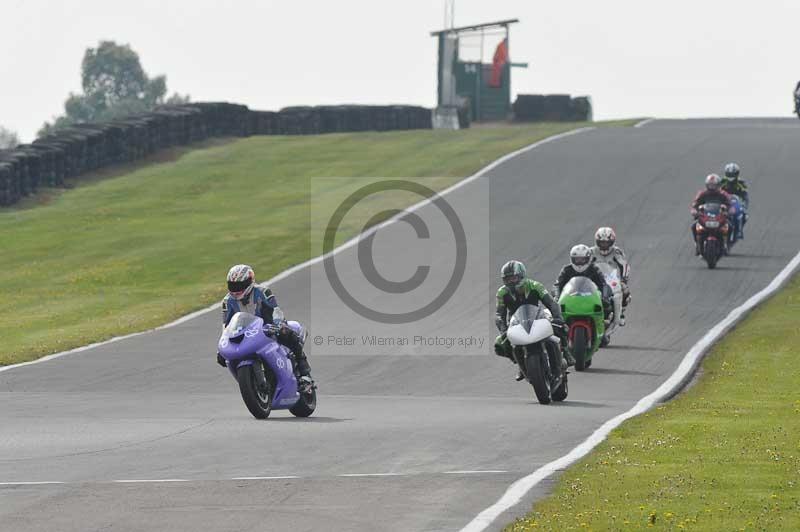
[{"xmin": 494, "ymin": 278, "xmax": 565, "ymax": 361}]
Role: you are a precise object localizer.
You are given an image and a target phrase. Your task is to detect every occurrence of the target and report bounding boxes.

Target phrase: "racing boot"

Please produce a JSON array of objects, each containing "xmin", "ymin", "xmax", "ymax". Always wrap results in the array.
[
  {"xmin": 741, "ymin": 213, "xmax": 747, "ymax": 238},
  {"xmin": 620, "ymin": 289, "xmax": 630, "ymax": 327},
  {"xmin": 495, "ymin": 341, "xmax": 523, "ymax": 381},
  {"xmin": 494, "ymin": 342, "xmax": 508, "ymax": 359},
  {"xmin": 293, "ymin": 351, "xmax": 314, "ymax": 392},
  {"xmin": 280, "ymin": 327, "xmax": 312, "ymax": 380},
  {"xmin": 691, "ymin": 223, "xmax": 701, "ymax": 255},
  {"xmin": 294, "ymin": 350, "xmax": 311, "ymax": 378},
  {"xmin": 560, "ymin": 337, "xmax": 576, "ymax": 367}
]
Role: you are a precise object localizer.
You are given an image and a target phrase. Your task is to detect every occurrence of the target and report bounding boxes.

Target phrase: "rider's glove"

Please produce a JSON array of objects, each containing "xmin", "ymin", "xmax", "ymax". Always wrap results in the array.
[
  {"xmin": 551, "ymin": 318, "xmax": 567, "ymax": 339},
  {"xmin": 216, "ymin": 352, "xmax": 226, "ymax": 367}
]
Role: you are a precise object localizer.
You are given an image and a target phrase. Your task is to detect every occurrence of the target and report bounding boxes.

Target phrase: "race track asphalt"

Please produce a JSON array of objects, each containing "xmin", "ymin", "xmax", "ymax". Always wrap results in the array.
[{"xmin": 2, "ymin": 118, "xmax": 800, "ymax": 532}]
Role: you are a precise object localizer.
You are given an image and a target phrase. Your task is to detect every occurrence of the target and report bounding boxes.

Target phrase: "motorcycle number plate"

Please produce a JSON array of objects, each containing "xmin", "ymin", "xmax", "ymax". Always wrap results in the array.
[{"xmin": 705, "ymin": 221, "xmax": 719, "ymax": 228}]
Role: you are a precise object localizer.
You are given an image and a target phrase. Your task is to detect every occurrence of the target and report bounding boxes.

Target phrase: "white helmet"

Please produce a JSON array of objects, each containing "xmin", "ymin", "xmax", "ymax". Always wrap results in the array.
[
  {"xmin": 705, "ymin": 173, "xmax": 722, "ymax": 191},
  {"xmin": 594, "ymin": 227, "xmax": 616, "ymax": 256},
  {"xmin": 227, "ymin": 264, "xmax": 255, "ymax": 300},
  {"xmin": 570, "ymin": 244, "xmax": 593, "ymax": 273}
]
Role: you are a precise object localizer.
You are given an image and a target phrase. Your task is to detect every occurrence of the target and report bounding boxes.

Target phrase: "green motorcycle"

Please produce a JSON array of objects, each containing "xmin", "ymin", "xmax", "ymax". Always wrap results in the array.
[{"xmin": 557, "ymin": 277, "xmax": 606, "ymax": 371}]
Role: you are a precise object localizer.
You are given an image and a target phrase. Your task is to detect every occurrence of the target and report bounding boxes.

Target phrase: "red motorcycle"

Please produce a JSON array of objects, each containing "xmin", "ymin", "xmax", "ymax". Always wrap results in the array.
[{"xmin": 695, "ymin": 202, "xmax": 729, "ymax": 269}]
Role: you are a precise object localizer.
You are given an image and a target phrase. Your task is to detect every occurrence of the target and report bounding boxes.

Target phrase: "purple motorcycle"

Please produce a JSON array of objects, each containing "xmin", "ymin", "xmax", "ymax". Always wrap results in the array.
[{"xmin": 218, "ymin": 312, "xmax": 316, "ymax": 419}]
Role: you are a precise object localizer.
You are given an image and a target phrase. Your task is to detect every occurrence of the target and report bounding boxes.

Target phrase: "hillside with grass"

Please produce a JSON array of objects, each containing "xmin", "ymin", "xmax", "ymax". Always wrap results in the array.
[{"xmin": 0, "ymin": 121, "xmax": 636, "ymax": 366}]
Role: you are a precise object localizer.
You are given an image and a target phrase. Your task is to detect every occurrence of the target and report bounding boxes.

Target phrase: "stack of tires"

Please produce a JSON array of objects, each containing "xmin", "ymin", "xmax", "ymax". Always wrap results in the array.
[
  {"xmin": 513, "ymin": 94, "xmax": 592, "ymax": 122},
  {"xmin": 0, "ymin": 102, "xmax": 433, "ymax": 208}
]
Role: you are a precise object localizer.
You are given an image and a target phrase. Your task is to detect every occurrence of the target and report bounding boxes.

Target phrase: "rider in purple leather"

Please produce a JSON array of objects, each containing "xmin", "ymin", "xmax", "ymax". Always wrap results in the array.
[{"xmin": 217, "ymin": 264, "xmax": 311, "ymax": 378}]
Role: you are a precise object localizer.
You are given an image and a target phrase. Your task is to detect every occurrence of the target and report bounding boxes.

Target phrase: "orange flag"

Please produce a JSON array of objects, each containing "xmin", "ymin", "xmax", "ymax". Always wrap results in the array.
[{"xmin": 489, "ymin": 39, "xmax": 508, "ymax": 88}]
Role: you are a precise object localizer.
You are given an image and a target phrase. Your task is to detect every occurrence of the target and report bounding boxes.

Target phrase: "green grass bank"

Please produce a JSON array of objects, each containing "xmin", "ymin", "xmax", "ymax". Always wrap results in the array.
[
  {"xmin": 0, "ymin": 120, "xmax": 636, "ymax": 366},
  {"xmin": 507, "ymin": 273, "xmax": 800, "ymax": 531}
]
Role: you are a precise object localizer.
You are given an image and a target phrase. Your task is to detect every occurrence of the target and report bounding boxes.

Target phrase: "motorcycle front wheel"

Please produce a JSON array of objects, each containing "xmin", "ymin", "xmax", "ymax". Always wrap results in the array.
[
  {"xmin": 704, "ymin": 238, "xmax": 720, "ymax": 269},
  {"xmin": 525, "ymin": 346, "xmax": 552, "ymax": 405},
  {"xmin": 238, "ymin": 363, "xmax": 273, "ymax": 419},
  {"xmin": 572, "ymin": 326, "xmax": 589, "ymax": 371}
]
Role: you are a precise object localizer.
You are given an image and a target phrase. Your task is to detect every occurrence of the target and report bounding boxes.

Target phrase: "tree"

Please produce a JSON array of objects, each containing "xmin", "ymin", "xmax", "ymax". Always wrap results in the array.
[
  {"xmin": 38, "ymin": 41, "xmax": 189, "ymax": 137},
  {"xmin": 0, "ymin": 126, "xmax": 20, "ymax": 149}
]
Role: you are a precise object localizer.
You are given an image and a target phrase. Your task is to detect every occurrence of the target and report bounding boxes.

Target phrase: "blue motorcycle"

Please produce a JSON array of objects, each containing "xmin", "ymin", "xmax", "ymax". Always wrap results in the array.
[
  {"xmin": 217, "ymin": 312, "xmax": 316, "ymax": 419},
  {"xmin": 727, "ymin": 194, "xmax": 746, "ymax": 247}
]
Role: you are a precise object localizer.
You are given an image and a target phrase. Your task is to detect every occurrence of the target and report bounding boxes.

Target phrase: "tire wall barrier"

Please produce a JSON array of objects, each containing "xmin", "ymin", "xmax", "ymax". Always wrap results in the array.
[
  {"xmin": 0, "ymin": 102, "xmax": 433, "ymax": 207},
  {"xmin": 512, "ymin": 94, "xmax": 592, "ymax": 122}
]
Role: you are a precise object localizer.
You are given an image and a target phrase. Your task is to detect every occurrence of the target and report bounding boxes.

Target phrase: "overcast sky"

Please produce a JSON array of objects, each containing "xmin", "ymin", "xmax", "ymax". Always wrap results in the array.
[{"xmin": 3, "ymin": 0, "xmax": 799, "ymax": 142}]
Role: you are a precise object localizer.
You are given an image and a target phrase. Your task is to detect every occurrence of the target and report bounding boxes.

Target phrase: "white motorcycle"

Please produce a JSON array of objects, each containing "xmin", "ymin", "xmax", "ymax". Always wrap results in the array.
[
  {"xmin": 506, "ymin": 303, "xmax": 568, "ymax": 405},
  {"xmin": 594, "ymin": 262, "xmax": 624, "ymax": 347}
]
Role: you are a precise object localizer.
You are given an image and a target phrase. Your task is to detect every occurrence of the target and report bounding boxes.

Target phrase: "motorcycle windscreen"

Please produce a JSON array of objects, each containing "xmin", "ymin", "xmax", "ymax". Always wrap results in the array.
[
  {"xmin": 509, "ymin": 304, "xmax": 543, "ymax": 334},
  {"xmin": 562, "ymin": 277, "xmax": 598, "ymax": 297},
  {"xmin": 224, "ymin": 312, "xmax": 262, "ymax": 337},
  {"xmin": 507, "ymin": 304, "xmax": 553, "ymax": 345},
  {"xmin": 703, "ymin": 202, "xmax": 722, "ymax": 215}
]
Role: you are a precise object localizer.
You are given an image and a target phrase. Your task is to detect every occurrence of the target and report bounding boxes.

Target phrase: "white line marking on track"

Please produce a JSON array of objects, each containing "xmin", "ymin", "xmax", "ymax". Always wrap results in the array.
[
  {"xmin": 0, "ymin": 305, "xmax": 217, "ymax": 374},
  {"xmin": 444, "ymin": 471, "xmax": 508, "ymax": 475},
  {"xmin": 112, "ymin": 479, "xmax": 189, "ymax": 483},
  {"xmin": 0, "ymin": 127, "xmax": 595, "ymax": 375},
  {"xmin": 0, "ymin": 481, "xmax": 65, "ymax": 486},
  {"xmin": 459, "ymin": 248, "xmax": 800, "ymax": 532},
  {"xmin": 633, "ymin": 117, "xmax": 657, "ymax": 128},
  {"xmin": 338, "ymin": 473, "xmax": 404, "ymax": 478},
  {"xmin": 231, "ymin": 476, "xmax": 300, "ymax": 480},
  {"xmin": 1, "ymin": 470, "xmax": 521, "ymax": 486}
]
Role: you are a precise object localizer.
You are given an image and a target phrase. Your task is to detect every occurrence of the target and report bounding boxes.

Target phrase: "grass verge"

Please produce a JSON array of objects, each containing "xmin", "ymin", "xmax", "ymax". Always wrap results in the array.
[
  {"xmin": 1, "ymin": 120, "xmax": 635, "ymax": 366},
  {"xmin": 506, "ymin": 273, "xmax": 800, "ymax": 531}
]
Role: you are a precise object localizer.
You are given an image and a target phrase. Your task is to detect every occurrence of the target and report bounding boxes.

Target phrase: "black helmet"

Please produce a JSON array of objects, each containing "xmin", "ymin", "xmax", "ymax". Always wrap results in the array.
[
  {"xmin": 501, "ymin": 260, "xmax": 527, "ymax": 291},
  {"xmin": 724, "ymin": 162, "xmax": 740, "ymax": 180}
]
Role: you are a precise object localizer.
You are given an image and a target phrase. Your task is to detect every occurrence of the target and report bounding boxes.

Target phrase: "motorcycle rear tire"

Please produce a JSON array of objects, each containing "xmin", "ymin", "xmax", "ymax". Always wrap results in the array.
[
  {"xmin": 289, "ymin": 387, "xmax": 317, "ymax": 417},
  {"xmin": 238, "ymin": 364, "xmax": 273, "ymax": 419},
  {"xmin": 525, "ymin": 347, "xmax": 552, "ymax": 405}
]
